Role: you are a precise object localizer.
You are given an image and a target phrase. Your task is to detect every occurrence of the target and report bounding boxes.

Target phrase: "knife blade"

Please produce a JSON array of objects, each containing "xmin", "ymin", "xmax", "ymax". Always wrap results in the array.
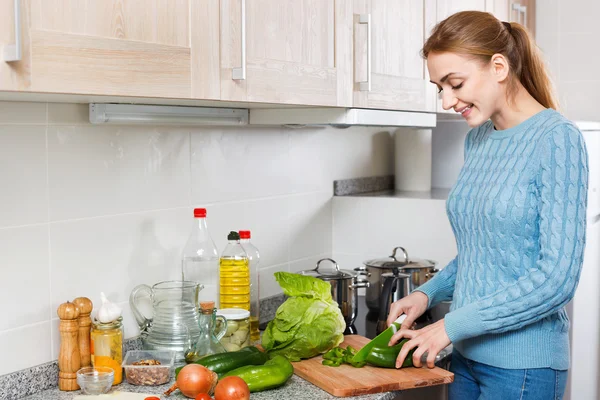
[{"xmin": 352, "ymin": 314, "xmax": 407, "ymax": 362}]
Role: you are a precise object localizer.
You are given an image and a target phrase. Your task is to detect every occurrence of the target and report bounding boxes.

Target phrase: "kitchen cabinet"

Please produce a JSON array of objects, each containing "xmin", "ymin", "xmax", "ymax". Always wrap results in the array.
[
  {"xmin": 219, "ymin": 0, "xmax": 353, "ymax": 107},
  {"xmin": 352, "ymin": 0, "xmax": 434, "ymax": 112},
  {"xmin": 508, "ymin": 0, "xmax": 535, "ymax": 37},
  {"xmin": 0, "ymin": 0, "xmax": 195, "ymax": 98}
]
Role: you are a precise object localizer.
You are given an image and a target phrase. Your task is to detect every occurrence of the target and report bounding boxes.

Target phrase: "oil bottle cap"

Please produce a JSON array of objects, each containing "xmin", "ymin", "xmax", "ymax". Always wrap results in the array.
[
  {"xmin": 239, "ymin": 230, "xmax": 251, "ymax": 239},
  {"xmin": 200, "ymin": 301, "xmax": 215, "ymax": 311},
  {"xmin": 194, "ymin": 208, "xmax": 207, "ymax": 218},
  {"xmin": 227, "ymin": 231, "xmax": 240, "ymax": 240}
]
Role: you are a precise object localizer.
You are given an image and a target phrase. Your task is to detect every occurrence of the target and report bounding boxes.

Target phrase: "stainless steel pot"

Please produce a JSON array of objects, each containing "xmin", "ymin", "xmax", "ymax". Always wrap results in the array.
[
  {"xmin": 355, "ymin": 246, "xmax": 438, "ymax": 312},
  {"xmin": 298, "ymin": 258, "xmax": 369, "ymax": 328}
]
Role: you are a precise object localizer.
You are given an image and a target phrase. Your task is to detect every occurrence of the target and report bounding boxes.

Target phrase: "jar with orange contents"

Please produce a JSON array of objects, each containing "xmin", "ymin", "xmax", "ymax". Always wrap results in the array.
[{"xmin": 91, "ymin": 316, "xmax": 123, "ymax": 385}]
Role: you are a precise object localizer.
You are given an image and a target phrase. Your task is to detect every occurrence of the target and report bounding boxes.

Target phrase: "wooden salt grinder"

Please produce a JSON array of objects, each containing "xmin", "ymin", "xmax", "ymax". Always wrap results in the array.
[
  {"xmin": 57, "ymin": 301, "xmax": 81, "ymax": 391},
  {"xmin": 73, "ymin": 297, "xmax": 93, "ymax": 368}
]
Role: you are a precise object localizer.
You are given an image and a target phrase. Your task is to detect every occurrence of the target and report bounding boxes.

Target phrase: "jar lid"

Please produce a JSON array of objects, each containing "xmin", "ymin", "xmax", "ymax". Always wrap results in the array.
[
  {"xmin": 217, "ymin": 308, "xmax": 250, "ymax": 320},
  {"xmin": 363, "ymin": 246, "xmax": 437, "ymax": 270},
  {"xmin": 298, "ymin": 258, "xmax": 355, "ymax": 281},
  {"xmin": 92, "ymin": 316, "xmax": 123, "ymax": 330}
]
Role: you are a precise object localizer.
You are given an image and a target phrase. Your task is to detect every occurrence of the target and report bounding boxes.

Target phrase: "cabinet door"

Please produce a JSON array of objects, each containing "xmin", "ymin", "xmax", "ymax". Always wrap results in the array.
[
  {"xmin": 488, "ymin": 0, "xmax": 510, "ymax": 21},
  {"xmin": 220, "ymin": 0, "xmax": 352, "ymax": 107},
  {"xmin": 509, "ymin": 0, "xmax": 535, "ymax": 37},
  {"xmin": 0, "ymin": 0, "xmax": 193, "ymax": 98},
  {"xmin": 352, "ymin": 0, "xmax": 432, "ymax": 112}
]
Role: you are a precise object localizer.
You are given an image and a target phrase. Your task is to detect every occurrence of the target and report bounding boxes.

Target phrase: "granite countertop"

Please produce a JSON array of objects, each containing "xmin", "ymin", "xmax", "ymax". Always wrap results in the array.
[{"xmin": 21, "ymin": 376, "xmax": 400, "ymax": 400}]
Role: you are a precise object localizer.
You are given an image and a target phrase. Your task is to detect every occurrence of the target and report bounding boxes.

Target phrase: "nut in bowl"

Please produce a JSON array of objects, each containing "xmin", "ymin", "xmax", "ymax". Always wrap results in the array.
[
  {"xmin": 76, "ymin": 366, "xmax": 114, "ymax": 395},
  {"xmin": 122, "ymin": 350, "xmax": 174, "ymax": 386}
]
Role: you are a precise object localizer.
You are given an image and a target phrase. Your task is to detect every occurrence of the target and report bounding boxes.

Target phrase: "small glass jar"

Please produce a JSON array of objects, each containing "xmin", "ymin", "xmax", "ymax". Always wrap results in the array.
[
  {"xmin": 217, "ymin": 308, "xmax": 251, "ymax": 351},
  {"xmin": 91, "ymin": 317, "xmax": 124, "ymax": 385}
]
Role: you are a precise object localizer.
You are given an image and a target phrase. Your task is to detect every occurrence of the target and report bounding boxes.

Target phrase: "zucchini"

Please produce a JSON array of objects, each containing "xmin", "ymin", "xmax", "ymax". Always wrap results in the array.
[
  {"xmin": 365, "ymin": 339, "xmax": 415, "ymax": 368},
  {"xmin": 176, "ymin": 346, "xmax": 268, "ymax": 378},
  {"xmin": 222, "ymin": 355, "xmax": 293, "ymax": 392}
]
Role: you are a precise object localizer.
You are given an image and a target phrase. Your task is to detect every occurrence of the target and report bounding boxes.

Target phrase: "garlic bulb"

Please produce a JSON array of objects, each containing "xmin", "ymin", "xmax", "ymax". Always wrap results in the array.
[{"xmin": 97, "ymin": 292, "xmax": 122, "ymax": 323}]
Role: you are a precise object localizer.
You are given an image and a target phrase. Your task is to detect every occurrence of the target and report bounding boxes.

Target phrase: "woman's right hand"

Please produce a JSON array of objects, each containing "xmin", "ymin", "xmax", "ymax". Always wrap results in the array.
[{"xmin": 386, "ymin": 291, "xmax": 429, "ymax": 333}]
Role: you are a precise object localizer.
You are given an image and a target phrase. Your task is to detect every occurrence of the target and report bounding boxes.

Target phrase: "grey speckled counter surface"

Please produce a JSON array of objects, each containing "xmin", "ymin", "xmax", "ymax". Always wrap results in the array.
[{"xmin": 20, "ymin": 375, "xmax": 400, "ymax": 400}]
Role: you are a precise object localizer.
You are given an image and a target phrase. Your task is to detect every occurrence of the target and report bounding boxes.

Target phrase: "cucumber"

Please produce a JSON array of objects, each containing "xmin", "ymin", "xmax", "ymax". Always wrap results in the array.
[{"xmin": 177, "ymin": 346, "xmax": 268, "ymax": 378}]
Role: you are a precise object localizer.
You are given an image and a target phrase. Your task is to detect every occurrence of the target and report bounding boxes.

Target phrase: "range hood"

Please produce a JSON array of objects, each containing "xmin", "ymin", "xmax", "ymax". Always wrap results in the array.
[{"xmin": 249, "ymin": 107, "xmax": 436, "ymax": 128}]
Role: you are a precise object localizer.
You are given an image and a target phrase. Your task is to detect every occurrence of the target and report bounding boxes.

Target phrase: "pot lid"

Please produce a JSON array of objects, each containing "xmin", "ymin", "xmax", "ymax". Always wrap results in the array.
[
  {"xmin": 298, "ymin": 258, "xmax": 356, "ymax": 280},
  {"xmin": 363, "ymin": 246, "xmax": 437, "ymax": 269}
]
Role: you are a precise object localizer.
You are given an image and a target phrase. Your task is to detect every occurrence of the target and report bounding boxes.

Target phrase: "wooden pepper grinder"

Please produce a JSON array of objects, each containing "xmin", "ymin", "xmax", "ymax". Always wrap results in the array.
[
  {"xmin": 73, "ymin": 297, "xmax": 93, "ymax": 368},
  {"xmin": 57, "ymin": 301, "xmax": 81, "ymax": 391}
]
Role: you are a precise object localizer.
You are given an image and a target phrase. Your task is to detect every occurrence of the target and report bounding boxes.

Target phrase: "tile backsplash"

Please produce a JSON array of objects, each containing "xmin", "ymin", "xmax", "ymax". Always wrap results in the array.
[{"xmin": 0, "ymin": 101, "xmax": 394, "ymax": 375}]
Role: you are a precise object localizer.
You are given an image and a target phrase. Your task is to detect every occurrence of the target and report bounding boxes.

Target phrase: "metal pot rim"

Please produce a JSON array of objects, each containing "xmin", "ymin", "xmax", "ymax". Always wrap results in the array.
[{"xmin": 363, "ymin": 246, "xmax": 437, "ymax": 269}]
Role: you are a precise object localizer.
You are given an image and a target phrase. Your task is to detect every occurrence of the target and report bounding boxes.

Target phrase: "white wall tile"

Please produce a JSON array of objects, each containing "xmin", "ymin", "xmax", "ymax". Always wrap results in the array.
[
  {"xmin": 560, "ymin": 81, "xmax": 600, "ymax": 122},
  {"xmin": 0, "ymin": 322, "xmax": 52, "ymax": 375},
  {"xmin": 0, "ymin": 225, "xmax": 50, "ymax": 331},
  {"xmin": 207, "ymin": 197, "xmax": 290, "ymax": 269},
  {"xmin": 558, "ymin": 0, "xmax": 600, "ymax": 34},
  {"xmin": 288, "ymin": 192, "xmax": 332, "ymax": 261},
  {"xmin": 332, "ymin": 197, "xmax": 363, "ymax": 254},
  {"xmin": 0, "ymin": 101, "xmax": 46, "ymax": 124},
  {"xmin": 259, "ymin": 263, "xmax": 289, "ymax": 298},
  {"xmin": 48, "ymin": 103, "xmax": 89, "ymax": 125},
  {"xmin": 0, "ymin": 125, "xmax": 48, "ymax": 227},
  {"xmin": 49, "ymin": 208, "xmax": 189, "ymax": 314},
  {"xmin": 559, "ymin": 33, "xmax": 599, "ymax": 82},
  {"xmin": 47, "ymin": 125, "xmax": 190, "ymax": 220},
  {"xmin": 360, "ymin": 197, "xmax": 456, "ymax": 269},
  {"xmin": 190, "ymin": 127, "xmax": 292, "ymax": 203}
]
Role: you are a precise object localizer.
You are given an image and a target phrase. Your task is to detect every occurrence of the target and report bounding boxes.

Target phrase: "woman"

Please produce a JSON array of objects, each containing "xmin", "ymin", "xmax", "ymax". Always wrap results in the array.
[{"xmin": 386, "ymin": 11, "xmax": 588, "ymax": 400}]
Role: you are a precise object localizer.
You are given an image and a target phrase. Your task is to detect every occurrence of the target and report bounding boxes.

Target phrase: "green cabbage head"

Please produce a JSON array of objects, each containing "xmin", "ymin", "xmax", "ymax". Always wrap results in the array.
[{"xmin": 261, "ymin": 271, "xmax": 346, "ymax": 361}]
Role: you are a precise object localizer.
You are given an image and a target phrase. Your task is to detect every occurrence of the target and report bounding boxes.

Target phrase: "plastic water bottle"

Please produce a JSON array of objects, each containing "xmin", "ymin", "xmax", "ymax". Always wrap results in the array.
[
  {"xmin": 182, "ymin": 208, "xmax": 219, "ymax": 304},
  {"xmin": 239, "ymin": 230, "xmax": 260, "ymax": 343}
]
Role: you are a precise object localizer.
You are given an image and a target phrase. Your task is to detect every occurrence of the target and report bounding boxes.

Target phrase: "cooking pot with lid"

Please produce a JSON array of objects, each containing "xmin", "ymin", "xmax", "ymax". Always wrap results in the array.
[
  {"xmin": 355, "ymin": 246, "xmax": 438, "ymax": 312},
  {"xmin": 298, "ymin": 258, "xmax": 369, "ymax": 329}
]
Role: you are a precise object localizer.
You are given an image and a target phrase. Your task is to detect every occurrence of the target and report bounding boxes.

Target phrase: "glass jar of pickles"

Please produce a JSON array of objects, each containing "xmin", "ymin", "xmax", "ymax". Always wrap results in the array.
[
  {"xmin": 91, "ymin": 317, "xmax": 123, "ymax": 385},
  {"xmin": 217, "ymin": 309, "xmax": 251, "ymax": 352}
]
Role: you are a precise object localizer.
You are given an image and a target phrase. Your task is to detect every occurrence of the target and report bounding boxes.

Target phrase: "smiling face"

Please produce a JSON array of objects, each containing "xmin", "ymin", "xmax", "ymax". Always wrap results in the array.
[{"xmin": 427, "ymin": 52, "xmax": 508, "ymax": 128}]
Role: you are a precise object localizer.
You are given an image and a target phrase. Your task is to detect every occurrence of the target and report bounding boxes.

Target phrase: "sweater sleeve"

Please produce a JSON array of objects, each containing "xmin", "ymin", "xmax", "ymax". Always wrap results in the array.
[
  {"xmin": 414, "ymin": 256, "xmax": 458, "ymax": 308},
  {"xmin": 444, "ymin": 125, "xmax": 589, "ymax": 343}
]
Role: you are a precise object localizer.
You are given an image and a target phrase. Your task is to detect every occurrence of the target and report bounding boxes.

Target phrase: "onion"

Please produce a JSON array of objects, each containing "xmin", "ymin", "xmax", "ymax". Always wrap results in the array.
[
  {"xmin": 164, "ymin": 364, "xmax": 218, "ymax": 398},
  {"xmin": 214, "ymin": 376, "xmax": 250, "ymax": 400}
]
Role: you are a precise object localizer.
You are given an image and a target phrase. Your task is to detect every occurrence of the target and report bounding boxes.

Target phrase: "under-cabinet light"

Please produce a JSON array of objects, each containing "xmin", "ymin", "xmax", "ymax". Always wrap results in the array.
[{"xmin": 89, "ymin": 104, "xmax": 249, "ymax": 126}]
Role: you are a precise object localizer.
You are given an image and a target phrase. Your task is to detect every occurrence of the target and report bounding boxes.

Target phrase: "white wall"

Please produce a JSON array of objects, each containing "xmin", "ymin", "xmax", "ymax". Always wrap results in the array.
[
  {"xmin": 0, "ymin": 101, "xmax": 395, "ymax": 375},
  {"xmin": 536, "ymin": 0, "xmax": 600, "ymax": 121}
]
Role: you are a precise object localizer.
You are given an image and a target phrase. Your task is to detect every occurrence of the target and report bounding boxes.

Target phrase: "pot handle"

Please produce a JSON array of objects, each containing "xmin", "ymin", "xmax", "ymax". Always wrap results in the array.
[
  {"xmin": 353, "ymin": 266, "xmax": 371, "ymax": 277},
  {"xmin": 315, "ymin": 258, "xmax": 340, "ymax": 273},
  {"xmin": 378, "ymin": 275, "xmax": 397, "ymax": 326},
  {"xmin": 390, "ymin": 246, "xmax": 409, "ymax": 263},
  {"xmin": 350, "ymin": 279, "xmax": 370, "ymax": 289}
]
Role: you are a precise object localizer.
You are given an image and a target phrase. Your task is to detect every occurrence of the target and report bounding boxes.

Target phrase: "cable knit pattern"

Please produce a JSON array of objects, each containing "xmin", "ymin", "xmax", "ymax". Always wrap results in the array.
[{"xmin": 416, "ymin": 109, "xmax": 588, "ymax": 370}]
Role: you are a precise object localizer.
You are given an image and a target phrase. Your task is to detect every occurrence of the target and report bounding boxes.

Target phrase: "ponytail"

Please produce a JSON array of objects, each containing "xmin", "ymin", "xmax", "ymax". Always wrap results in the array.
[
  {"xmin": 504, "ymin": 22, "xmax": 558, "ymax": 110},
  {"xmin": 422, "ymin": 11, "xmax": 559, "ymax": 110}
]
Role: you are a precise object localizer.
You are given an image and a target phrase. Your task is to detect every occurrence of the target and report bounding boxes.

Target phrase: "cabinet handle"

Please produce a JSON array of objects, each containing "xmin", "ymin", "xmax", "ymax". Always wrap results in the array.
[
  {"xmin": 232, "ymin": 0, "xmax": 246, "ymax": 80},
  {"xmin": 511, "ymin": 3, "xmax": 526, "ymax": 25},
  {"xmin": 359, "ymin": 14, "xmax": 371, "ymax": 92},
  {"xmin": 3, "ymin": 0, "xmax": 22, "ymax": 62}
]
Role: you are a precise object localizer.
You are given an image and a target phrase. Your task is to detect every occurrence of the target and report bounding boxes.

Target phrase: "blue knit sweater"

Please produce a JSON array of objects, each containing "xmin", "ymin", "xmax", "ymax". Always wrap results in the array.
[{"xmin": 416, "ymin": 109, "xmax": 588, "ymax": 370}]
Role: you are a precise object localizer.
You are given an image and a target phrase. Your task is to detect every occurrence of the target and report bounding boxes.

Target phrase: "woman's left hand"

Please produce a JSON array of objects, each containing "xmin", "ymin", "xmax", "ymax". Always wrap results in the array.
[{"xmin": 388, "ymin": 319, "xmax": 451, "ymax": 369}]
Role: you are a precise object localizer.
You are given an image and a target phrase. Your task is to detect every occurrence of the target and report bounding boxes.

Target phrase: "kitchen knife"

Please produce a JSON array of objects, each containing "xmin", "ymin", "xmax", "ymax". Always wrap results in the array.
[{"xmin": 352, "ymin": 314, "xmax": 407, "ymax": 362}]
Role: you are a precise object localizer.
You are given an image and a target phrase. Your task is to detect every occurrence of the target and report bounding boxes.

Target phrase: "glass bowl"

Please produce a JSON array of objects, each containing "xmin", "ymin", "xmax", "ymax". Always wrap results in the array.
[{"xmin": 77, "ymin": 366, "xmax": 114, "ymax": 395}]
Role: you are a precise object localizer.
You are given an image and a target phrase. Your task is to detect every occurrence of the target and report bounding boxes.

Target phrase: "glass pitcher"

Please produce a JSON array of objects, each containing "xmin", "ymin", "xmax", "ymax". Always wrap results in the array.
[
  {"xmin": 130, "ymin": 280, "xmax": 203, "ymax": 362},
  {"xmin": 185, "ymin": 301, "xmax": 227, "ymax": 363}
]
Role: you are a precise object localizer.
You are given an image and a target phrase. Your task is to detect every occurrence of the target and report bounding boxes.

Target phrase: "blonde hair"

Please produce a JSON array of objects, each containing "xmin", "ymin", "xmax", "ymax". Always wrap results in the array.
[{"xmin": 422, "ymin": 11, "xmax": 558, "ymax": 110}]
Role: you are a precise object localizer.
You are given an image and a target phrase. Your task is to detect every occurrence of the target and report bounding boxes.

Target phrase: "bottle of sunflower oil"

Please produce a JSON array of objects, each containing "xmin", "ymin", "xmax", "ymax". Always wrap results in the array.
[{"xmin": 219, "ymin": 231, "xmax": 250, "ymax": 310}]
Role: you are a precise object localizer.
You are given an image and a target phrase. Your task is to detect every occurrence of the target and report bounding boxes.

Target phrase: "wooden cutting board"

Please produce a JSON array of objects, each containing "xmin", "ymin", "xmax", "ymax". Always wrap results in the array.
[{"xmin": 292, "ymin": 335, "xmax": 454, "ymax": 397}]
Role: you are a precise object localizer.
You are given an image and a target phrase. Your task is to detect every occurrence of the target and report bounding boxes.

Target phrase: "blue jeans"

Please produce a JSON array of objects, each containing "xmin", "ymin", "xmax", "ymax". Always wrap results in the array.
[{"xmin": 449, "ymin": 350, "xmax": 568, "ymax": 400}]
